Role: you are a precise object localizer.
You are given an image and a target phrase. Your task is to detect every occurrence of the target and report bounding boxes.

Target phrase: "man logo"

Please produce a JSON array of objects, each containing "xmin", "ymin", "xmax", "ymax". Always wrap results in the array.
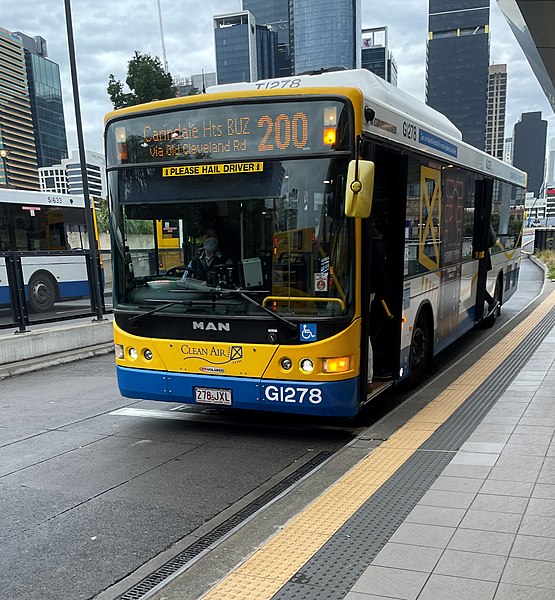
[{"xmin": 192, "ymin": 321, "xmax": 230, "ymax": 332}]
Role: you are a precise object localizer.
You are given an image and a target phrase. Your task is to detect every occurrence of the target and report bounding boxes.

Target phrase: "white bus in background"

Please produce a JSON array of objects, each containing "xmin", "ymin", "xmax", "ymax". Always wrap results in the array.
[{"xmin": 0, "ymin": 188, "xmax": 98, "ymax": 312}]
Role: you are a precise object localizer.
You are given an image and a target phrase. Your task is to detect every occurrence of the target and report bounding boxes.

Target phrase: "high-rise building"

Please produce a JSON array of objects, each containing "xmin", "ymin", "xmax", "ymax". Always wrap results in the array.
[
  {"xmin": 214, "ymin": 12, "xmax": 258, "ymax": 84},
  {"xmin": 256, "ymin": 25, "xmax": 278, "ymax": 80},
  {"xmin": 39, "ymin": 150, "xmax": 107, "ymax": 199},
  {"xmin": 243, "ymin": 0, "xmax": 291, "ymax": 76},
  {"xmin": 512, "ymin": 111, "xmax": 547, "ymax": 197},
  {"xmin": 426, "ymin": 0, "xmax": 490, "ymax": 150},
  {"xmin": 290, "ymin": 0, "xmax": 361, "ymax": 75},
  {"xmin": 14, "ymin": 31, "xmax": 68, "ymax": 168},
  {"xmin": 504, "ymin": 137, "xmax": 513, "ymax": 164},
  {"xmin": 0, "ymin": 27, "xmax": 39, "ymax": 190},
  {"xmin": 361, "ymin": 27, "xmax": 397, "ymax": 86},
  {"xmin": 546, "ymin": 138, "xmax": 555, "ymax": 186},
  {"xmin": 485, "ymin": 64, "xmax": 507, "ymax": 159}
]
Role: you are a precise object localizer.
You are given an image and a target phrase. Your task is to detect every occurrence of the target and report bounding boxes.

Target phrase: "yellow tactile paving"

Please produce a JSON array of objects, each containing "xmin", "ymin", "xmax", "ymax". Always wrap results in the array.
[
  {"xmin": 202, "ymin": 289, "xmax": 555, "ymax": 600},
  {"xmin": 380, "ymin": 430, "xmax": 432, "ymax": 449},
  {"xmin": 399, "ymin": 422, "xmax": 438, "ymax": 432}
]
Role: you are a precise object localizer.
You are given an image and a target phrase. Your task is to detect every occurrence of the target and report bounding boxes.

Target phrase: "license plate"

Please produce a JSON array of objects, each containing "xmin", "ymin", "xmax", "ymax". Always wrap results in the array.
[{"xmin": 194, "ymin": 386, "xmax": 232, "ymax": 406}]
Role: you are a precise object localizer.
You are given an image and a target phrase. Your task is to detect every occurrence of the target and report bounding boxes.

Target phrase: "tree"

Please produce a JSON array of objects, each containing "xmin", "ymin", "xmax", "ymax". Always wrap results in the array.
[
  {"xmin": 107, "ymin": 51, "xmax": 175, "ymax": 109},
  {"xmin": 95, "ymin": 198, "xmax": 110, "ymax": 234}
]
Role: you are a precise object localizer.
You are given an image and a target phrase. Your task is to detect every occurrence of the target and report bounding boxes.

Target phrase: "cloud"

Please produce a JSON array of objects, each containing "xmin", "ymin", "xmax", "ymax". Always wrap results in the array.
[{"xmin": 1, "ymin": 0, "xmax": 553, "ymax": 157}]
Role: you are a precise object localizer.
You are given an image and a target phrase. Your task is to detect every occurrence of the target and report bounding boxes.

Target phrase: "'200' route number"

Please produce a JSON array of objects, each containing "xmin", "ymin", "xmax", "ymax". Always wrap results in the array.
[{"xmin": 264, "ymin": 385, "xmax": 323, "ymax": 404}]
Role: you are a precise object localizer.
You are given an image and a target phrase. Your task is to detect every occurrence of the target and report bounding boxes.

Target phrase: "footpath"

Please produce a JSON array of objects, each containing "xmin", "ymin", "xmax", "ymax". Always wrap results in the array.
[{"xmin": 0, "ymin": 314, "xmax": 113, "ymax": 379}]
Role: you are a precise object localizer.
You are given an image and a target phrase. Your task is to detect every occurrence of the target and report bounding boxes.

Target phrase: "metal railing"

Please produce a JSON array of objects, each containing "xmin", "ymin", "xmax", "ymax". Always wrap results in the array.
[
  {"xmin": 0, "ymin": 250, "xmax": 110, "ymax": 333},
  {"xmin": 534, "ymin": 229, "xmax": 555, "ymax": 252}
]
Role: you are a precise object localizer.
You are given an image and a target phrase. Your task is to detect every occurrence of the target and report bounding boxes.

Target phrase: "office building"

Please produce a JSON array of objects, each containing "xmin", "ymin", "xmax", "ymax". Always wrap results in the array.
[
  {"xmin": 512, "ymin": 111, "xmax": 547, "ymax": 197},
  {"xmin": 174, "ymin": 77, "xmax": 196, "ymax": 97},
  {"xmin": 256, "ymin": 24, "xmax": 277, "ymax": 80},
  {"xmin": 39, "ymin": 150, "xmax": 107, "ymax": 199},
  {"xmin": 546, "ymin": 138, "xmax": 555, "ymax": 186},
  {"xmin": 191, "ymin": 72, "xmax": 216, "ymax": 92},
  {"xmin": 485, "ymin": 64, "xmax": 507, "ymax": 159},
  {"xmin": 214, "ymin": 12, "xmax": 277, "ymax": 84},
  {"xmin": 174, "ymin": 72, "xmax": 217, "ymax": 96},
  {"xmin": 0, "ymin": 27, "xmax": 39, "ymax": 190},
  {"xmin": 504, "ymin": 137, "xmax": 513, "ymax": 164},
  {"xmin": 214, "ymin": 12, "xmax": 258, "ymax": 84},
  {"xmin": 243, "ymin": 0, "xmax": 291, "ymax": 76},
  {"xmin": 524, "ymin": 192, "xmax": 547, "ymax": 223},
  {"xmin": 426, "ymin": 0, "xmax": 490, "ymax": 150},
  {"xmin": 290, "ymin": 0, "xmax": 361, "ymax": 75},
  {"xmin": 361, "ymin": 27, "xmax": 397, "ymax": 86},
  {"xmin": 38, "ymin": 163, "xmax": 67, "ymax": 193},
  {"xmin": 14, "ymin": 31, "xmax": 68, "ymax": 168}
]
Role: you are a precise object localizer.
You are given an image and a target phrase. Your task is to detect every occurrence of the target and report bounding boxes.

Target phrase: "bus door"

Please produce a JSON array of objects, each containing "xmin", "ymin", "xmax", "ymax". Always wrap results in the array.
[
  {"xmin": 363, "ymin": 145, "xmax": 407, "ymax": 382},
  {"xmin": 473, "ymin": 177, "xmax": 494, "ymax": 321}
]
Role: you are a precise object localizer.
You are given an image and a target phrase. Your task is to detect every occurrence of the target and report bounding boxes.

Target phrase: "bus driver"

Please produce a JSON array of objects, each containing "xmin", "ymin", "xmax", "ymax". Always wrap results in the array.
[{"xmin": 181, "ymin": 227, "xmax": 232, "ymax": 283}]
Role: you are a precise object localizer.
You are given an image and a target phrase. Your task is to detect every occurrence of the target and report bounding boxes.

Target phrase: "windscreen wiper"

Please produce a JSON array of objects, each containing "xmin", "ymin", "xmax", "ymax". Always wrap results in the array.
[
  {"xmin": 127, "ymin": 300, "xmax": 190, "ymax": 324},
  {"xmin": 172, "ymin": 284, "xmax": 298, "ymax": 332}
]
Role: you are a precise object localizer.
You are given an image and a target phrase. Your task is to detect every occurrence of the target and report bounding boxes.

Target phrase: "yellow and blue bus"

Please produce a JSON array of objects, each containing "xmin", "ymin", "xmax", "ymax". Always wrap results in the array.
[{"xmin": 104, "ymin": 69, "xmax": 526, "ymax": 417}]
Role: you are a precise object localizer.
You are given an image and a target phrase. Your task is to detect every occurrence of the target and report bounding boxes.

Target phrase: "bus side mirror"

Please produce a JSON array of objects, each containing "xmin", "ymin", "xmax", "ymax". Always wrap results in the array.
[{"xmin": 345, "ymin": 159, "xmax": 374, "ymax": 218}]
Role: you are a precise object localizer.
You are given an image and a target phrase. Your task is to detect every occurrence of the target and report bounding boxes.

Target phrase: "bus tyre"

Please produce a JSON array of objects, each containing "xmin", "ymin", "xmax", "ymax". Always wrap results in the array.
[
  {"xmin": 28, "ymin": 272, "xmax": 57, "ymax": 313},
  {"xmin": 406, "ymin": 315, "xmax": 431, "ymax": 387},
  {"xmin": 483, "ymin": 281, "xmax": 502, "ymax": 328}
]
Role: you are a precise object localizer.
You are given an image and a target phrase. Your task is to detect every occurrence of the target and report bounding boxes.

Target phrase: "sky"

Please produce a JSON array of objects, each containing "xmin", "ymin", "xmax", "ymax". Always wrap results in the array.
[{"xmin": 2, "ymin": 0, "xmax": 554, "ymax": 156}]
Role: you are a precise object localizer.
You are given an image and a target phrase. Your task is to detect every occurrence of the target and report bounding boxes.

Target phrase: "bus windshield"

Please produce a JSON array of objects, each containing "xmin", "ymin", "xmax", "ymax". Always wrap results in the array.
[{"xmin": 109, "ymin": 156, "xmax": 354, "ymax": 318}]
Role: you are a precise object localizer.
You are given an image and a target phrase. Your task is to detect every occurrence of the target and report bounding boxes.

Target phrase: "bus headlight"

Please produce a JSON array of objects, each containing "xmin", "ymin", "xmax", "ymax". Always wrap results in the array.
[
  {"xmin": 115, "ymin": 344, "xmax": 124, "ymax": 359},
  {"xmin": 300, "ymin": 358, "xmax": 314, "ymax": 373},
  {"xmin": 322, "ymin": 357, "xmax": 350, "ymax": 373},
  {"xmin": 129, "ymin": 347, "xmax": 138, "ymax": 360},
  {"xmin": 143, "ymin": 349, "xmax": 153, "ymax": 361}
]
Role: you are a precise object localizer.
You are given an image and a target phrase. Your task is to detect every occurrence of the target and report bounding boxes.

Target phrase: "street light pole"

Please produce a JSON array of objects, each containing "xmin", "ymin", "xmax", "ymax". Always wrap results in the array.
[
  {"xmin": 63, "ymin": 0, "xmax": 104, "ymax": 321},
  {"xmin": 0, "ymin": 147, "xmax": 9, "ymax": 187}
]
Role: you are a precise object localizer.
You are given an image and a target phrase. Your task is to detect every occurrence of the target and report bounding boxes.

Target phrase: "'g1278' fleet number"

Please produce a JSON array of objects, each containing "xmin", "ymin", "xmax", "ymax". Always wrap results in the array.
[{"xmin": 263, "ymin": 385, "xmax": 323, "ymax": 404}]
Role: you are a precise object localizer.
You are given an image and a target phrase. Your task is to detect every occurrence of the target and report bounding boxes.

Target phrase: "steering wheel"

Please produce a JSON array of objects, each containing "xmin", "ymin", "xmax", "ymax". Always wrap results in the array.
[{"xmin": 165, "ymin": 265, "xmax": 186, "ymax": 277}]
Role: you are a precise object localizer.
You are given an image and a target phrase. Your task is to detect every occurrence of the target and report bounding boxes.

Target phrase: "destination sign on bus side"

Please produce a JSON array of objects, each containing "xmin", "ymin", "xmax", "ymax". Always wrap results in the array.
[{"xmin": 162, "ymin": 162, "xmax": 263, "ymax": 177}]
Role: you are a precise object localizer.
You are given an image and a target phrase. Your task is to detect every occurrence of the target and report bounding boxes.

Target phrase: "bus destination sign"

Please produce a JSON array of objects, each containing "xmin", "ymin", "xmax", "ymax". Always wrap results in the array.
[{"xmin": 107, "ymin": 100, "xmax": 348, "ymax": 166}]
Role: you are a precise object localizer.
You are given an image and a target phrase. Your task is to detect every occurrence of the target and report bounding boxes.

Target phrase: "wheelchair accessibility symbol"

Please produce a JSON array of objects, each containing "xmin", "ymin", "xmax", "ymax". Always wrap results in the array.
[{"xmin": 300, "ymin": 323, "xmax": 317, "ymax": 342}]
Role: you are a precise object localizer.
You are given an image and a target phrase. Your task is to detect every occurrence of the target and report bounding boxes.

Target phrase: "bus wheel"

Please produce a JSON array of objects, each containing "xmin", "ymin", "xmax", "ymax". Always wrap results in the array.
[
  {"xmin": 28, "ymin": 272, "xmax": 57, "ymax": 313},
  {"xmin": 483, "ymin": 280, "xmax": 502, "ymax": 328},
  {"xmin": 406, "ymin": 315, "xmax": 431, "ymax": 386}
]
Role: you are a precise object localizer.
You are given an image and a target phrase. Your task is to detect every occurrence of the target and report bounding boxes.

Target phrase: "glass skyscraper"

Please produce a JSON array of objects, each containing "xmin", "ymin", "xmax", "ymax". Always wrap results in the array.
[
  {"xmin": 361, "ymin": 27, "xmax": 397, "ymax": 86},
  {"xmin": 426, "ymin": 0, "xmax": 490, "ymax": 150},
  {"xmin": 15, "ymin": 32, "xmax": 68, "ymax": 168},
  {"xmin": 214, "ymin": 12, "xmax": 258, "ymax": 84},
  {"xmin": 513, "ymin": 112, "xmax": 547, "ymax": 197},
  {"xmin": 214, "ymin": 11, "xmax": 277, "ymax": 84},
  {"xmin": 243, "ymin": 0, "xmax": 291, "ymax": 76},
  {"xmin": 290, "ymin": 0, "xmax": 361, "ymax": 75},
  {"xmin": 256, "ymin": 25, "xmax": 278, "ymax": 80}
]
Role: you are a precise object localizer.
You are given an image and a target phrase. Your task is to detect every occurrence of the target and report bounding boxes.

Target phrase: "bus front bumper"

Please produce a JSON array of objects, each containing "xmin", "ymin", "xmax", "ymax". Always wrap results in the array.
[{"xmin": 116, "ymin": 366, "xmax": 360, "ymax": 417}]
